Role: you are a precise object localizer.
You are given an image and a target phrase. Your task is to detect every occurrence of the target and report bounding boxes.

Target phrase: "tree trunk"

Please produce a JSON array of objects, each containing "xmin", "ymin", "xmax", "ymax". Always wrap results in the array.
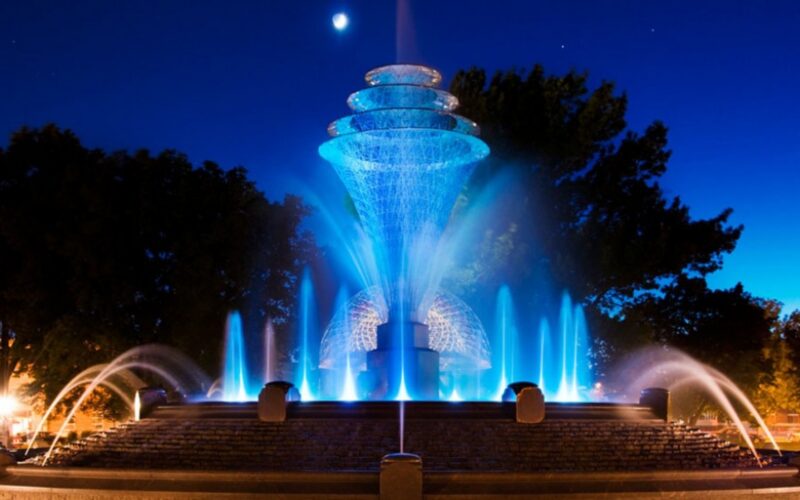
[
  {"xmin": 0, "ymin": 321, "xmax": 9, "ymax": 397},
  {"xmin": 0, "ymin": 321, "xmax": 9, "ymax": 448}
]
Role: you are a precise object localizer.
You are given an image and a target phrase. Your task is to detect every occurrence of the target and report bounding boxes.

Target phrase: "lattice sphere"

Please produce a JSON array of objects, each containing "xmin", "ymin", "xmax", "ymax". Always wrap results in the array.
[{"xmin": 319, "ymin": 287, "xmax": 491, "ymax": 372}]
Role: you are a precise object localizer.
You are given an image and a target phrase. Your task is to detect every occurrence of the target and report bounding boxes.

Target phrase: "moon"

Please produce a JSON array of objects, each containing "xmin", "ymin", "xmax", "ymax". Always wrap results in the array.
[{"xmin": 332, "ymin": 12, "xmax": 349, "ymax": 31}]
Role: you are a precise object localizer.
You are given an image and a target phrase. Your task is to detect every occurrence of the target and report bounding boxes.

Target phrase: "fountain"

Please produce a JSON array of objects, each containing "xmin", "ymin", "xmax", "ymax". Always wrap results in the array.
[
  {"xmin": 492, "ymin": 286, "xmax": 518, "ymax": 400},
  {"xmin": 296, "ymin": 268, "xmax": 317, "ymax": 401},
  {"xmin": 263, "ymin": 318, "xmax": 276, "ymax": 385},
  {"xmin": 19, "ymin": 65, "xmax": 763, "ymax": 422},
  {"xmin": 222, "ymin": 311, "xmax": 248, "ymax": 401},
  {"xmin": 613, "ymin": 347, "xmax": 783, "ymax": 461},
  {"xmin": 25, "ymin": 345, "xmax": 210, "ymax": 464},
  {"xmin": 319, "ymin": 64, "xmax": 489, "ymax": 400},
  {"xmin": 5, "ymin": 63, "xmax": 794, "ymax": 498}
]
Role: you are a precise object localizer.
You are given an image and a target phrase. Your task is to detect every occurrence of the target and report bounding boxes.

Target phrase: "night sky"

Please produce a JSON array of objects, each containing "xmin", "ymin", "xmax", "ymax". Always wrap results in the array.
[{"xmin": 1, "ymin": 0, "xmax": 798, "ymax": 312}]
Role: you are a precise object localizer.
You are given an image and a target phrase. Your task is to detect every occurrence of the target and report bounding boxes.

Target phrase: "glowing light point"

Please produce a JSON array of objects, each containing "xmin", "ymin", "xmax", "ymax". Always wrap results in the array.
[
  {"xmin": 299, "ymin": 377, "xmax": 315, "ymax": 401},
  {"xmin": 394, "ymin": 373, "xmax": 411, "ymax": 401},
  {"xmin": 332, "ymin": 13, "xmax": 349, "ymax": 31},
  {"xmin": 0, "ymin": 395, "xmax": 17, "ymax": 417},
  {"xmin": 134, "ymin": 392, "xmax": 141, "ymax": 421},
  {"xmin": 339, "ymin": 353, "xmax": 358, "ymax": 401}
]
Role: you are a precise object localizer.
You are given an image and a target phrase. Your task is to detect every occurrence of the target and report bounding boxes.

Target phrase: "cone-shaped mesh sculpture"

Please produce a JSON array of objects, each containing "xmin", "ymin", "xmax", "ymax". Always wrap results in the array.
[
  {"xmin": 319, "ymin": 65, "xmax": 489, "ymax": 399},
  {"xmin": 319, "ymin": 65, "xmax": 489, "ymax": 319}
]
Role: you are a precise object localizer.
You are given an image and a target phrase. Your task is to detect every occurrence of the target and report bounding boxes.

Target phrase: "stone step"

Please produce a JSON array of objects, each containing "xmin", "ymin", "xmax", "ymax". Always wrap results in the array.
[{"xmin": 27, "ymin": 416, "xmax": 767, "ymax": 472}]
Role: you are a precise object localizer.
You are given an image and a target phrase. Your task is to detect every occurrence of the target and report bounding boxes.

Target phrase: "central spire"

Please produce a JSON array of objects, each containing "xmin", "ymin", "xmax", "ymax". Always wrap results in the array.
[{"xmin": 319, "ymin": 64, "xmax": 489, "ymax": 399}]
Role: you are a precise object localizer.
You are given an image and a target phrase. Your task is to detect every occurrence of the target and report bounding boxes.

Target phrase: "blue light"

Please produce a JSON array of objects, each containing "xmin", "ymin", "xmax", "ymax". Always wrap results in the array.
[
  {"xmin": 316, "ymin": 65, "xmax": 594, "ymax": 402},
  {"xmin": 340, "ymin": 352, "xmax": 358, "ymax": 401},
  {"xmin": 493, "ymin": 286, "xmax": 517, "ymax": 400},
  {"xmin": 319, "ymin": 64, "xmax": 489, "ymax": 326},
  {"xmin": 222, "ymin": 311, "xmax": 248, "ymax": 401},
  {"xmin": 297, "ymin": 268, "xmax": 316, "ymax": 401},
  {"xmin": 319, "ymin": 64, "xmax": 490, "ymax": 400}
]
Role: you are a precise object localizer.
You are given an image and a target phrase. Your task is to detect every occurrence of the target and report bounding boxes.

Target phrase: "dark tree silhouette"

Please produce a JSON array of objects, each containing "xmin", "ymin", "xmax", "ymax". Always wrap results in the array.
[
  {"xmin": 0, "ymin": 125, "xmax": 314, "ymax": 405},
  {"xmin": 449, "ymin": 66, "xmax": 759, "ymax": 383},
  {"xmin": 603, "ymin": 278, "xmax": 774, "ymax": 390}
]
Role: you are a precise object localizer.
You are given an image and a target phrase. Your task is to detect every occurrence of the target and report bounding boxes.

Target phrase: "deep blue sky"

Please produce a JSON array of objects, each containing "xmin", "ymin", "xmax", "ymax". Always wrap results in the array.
[{"xmin": 1, "ymin": 1, "xmax": 798, "ymax": 312}]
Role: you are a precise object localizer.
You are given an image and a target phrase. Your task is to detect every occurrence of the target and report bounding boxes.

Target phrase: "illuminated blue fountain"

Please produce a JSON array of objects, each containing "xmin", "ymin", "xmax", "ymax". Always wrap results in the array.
[
  {"xmin": 222, "ymin": 311, "xmax": 248, "ymax": 401},
  {"xmin": 296, "ymin": 268, "xmax": 317, "ymax": 401},
  {"xmin": 530, "ymin": 292, "xmax": 592, "ymax": 401},
  {"xmin": 319, "ymin": 65, "xmax": 490, "ymax": 399},
  {"xmin": 216, "ymin": 65, "xmax": 593, "ymax": 404},
  {"xmin": 493, "ymin": 286, "xmax": 518, "ymax": 400}
]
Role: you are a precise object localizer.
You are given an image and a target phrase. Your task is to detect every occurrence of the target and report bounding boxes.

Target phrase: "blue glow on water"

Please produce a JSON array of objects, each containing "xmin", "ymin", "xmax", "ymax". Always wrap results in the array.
[
  {"xmin": 493, "ymin": 286, "xmax": 518, "ymax": 400},
  {"xmin": 327, "ymin": 285, "xmax": 360, "ymax": 401},
  {"xmin": 297, "ymin": 268, "xmax": 316, "ymax": 401},
  {"xmin": 317, "ymin": 65, "xmax": 495, "ymax": 401},
  {"xmin": 448, "ymin": 387, "xmax": 463, "ymax": 402},
  {"xmin": 216, "ymin": 287, "xmax": 592, "ymax": 403},
  {"xmin": 394, "ymin": 282, "xmax": 411, "ymax": 401},
  {"xmin": 340, "ymin": 352, "xmax": 358, "ymax": 401},
  {"xmin": 222, "ymin": 311, "xmax": 248, "ymax": 401},
  {"xmin": 552, "ymin": 292, "xmax": 591, "ymax": 402},
  {"xmin": 537, "ymin": 318, "xmax": 551, "ymax": 392},
  {"xmin": 556, "ymin": 293, "xmax": 573, "ymax": 400},
  {"xmin": 394, "ymin": 373, "xmax": 412, "ymax": 401},
  {"xmin": 571, "ymin": 303, "xmax": 592, "ymax": 397},
  {"xmin": 250, "ymin": 65, "xmax": 597, "ymax": 403},
  {"xmin": 210, "ymin": 66, "xmax": 597, "ymax": 404}
]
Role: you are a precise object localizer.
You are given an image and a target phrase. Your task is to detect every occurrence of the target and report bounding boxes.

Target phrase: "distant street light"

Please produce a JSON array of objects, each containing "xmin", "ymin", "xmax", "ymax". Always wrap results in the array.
[
  {"xmin": 0, "ymin": 394, "xmax": 16, "ymax": 449},
  {"xmin": 0, "ymin": 395, "xmax": 16, "ymax": 417}
]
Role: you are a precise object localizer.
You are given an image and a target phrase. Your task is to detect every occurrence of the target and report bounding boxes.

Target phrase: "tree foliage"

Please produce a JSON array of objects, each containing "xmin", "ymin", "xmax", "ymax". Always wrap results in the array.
[
  {"xmin": 0, "ymin": 125, "xmax": 314, "ymax": 404},
  {"xmin": 755, "ymin": 311, "xmax": 800, "ymax": 416},
  {"xmin": 449, "ymin": 66, "xmax": 741, "ymax": 311},
  {"xmin": 449, "ymin": 66, "xmax": 776, "ymax": 399}
]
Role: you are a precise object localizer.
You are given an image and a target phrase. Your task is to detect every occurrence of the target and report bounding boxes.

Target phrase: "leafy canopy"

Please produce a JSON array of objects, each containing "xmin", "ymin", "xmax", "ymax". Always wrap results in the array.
[
  {"xmin": 449, "ymin": 66, "xmax": 773, "ymax": 404},
  {"xmin": 449, "ymin": 66, "xmax": 741, "ymax": 312},
  {"xmin": 0, "ymin": 125, "xmax": 314, "ymax": 405}
]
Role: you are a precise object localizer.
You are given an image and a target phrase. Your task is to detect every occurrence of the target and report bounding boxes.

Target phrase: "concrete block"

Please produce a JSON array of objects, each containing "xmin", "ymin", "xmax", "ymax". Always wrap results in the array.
[
  {"xmin": 380, "ymin": 453, "xmax": 422, "ymax": 500},
  {"xmin": 258, "ymin": 381, "xmax": 299, "ymax": 422},
  {"xmin": 365, "ymin": 321, "xmax": 440, "ymax": 400},
  {"xmin": 503, "ymin": 382, "xmax": 545, "ymax": 424},
  {"xmin": 640, "ymin": 387, "xmax": 670, "ymax": 421}
]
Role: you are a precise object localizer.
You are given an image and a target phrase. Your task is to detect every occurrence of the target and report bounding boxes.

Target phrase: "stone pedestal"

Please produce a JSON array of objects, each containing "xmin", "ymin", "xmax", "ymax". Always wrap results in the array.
[
  {"xmin": 503, "ymin": 381, "xmax": 545, "ymax": 424},
  {"xmin": 380, "ymin": 453, "xmax": 422, "ymax": 500},
  {"xmin": 258, "ymin": 381, "xmax": 300, "ymax": 422},
  {"xmin": 365, "ymin": 321, "xmax": 439, "ymax": 400},
  {"xmin": 640, "ymin": 387, "xmax": 670, "ymax": 421}
]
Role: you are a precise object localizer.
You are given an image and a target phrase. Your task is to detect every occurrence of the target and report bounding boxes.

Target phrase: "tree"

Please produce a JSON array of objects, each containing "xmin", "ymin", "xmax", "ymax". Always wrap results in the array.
[
  {"xmin": 448, "ymin": 66, "xmax": 741, "ymax": 316},
  {"xmin": 0, "ymin": 125, "xmax": 314, "ymax": 406},
  {"xmin": 622, "ymin": 278, "xmax": 774, "ymax": 396},
  {"xmin": 447, "ymin": 66, "xmax": 757, "ymax": 387},
  {"xmin": 755, "ymin": 310, "xmax": 800, "ymax": 416}
]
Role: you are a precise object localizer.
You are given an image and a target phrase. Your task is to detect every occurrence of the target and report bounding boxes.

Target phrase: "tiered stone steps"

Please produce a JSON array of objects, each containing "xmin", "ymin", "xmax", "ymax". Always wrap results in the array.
[{"xmin": 28, "ymin": 402, "xmax": 763, "ymax": 472}]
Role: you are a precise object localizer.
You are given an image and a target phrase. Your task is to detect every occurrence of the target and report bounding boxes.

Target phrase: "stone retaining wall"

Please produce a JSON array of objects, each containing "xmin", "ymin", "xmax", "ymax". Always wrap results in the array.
[{"xmin": 30, "ymin": 418, "xmax": 762, "ymax": 471}]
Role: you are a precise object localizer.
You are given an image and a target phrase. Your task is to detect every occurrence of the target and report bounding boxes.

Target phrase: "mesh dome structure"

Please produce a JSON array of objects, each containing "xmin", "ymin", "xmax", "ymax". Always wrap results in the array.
[
  {"xmin": 319, "ymin": 64, "xmax": 490, "ymax": 319},
  {"xmin": 319, "ymin": 287, "xmax": 491, "ymax": 372}
]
